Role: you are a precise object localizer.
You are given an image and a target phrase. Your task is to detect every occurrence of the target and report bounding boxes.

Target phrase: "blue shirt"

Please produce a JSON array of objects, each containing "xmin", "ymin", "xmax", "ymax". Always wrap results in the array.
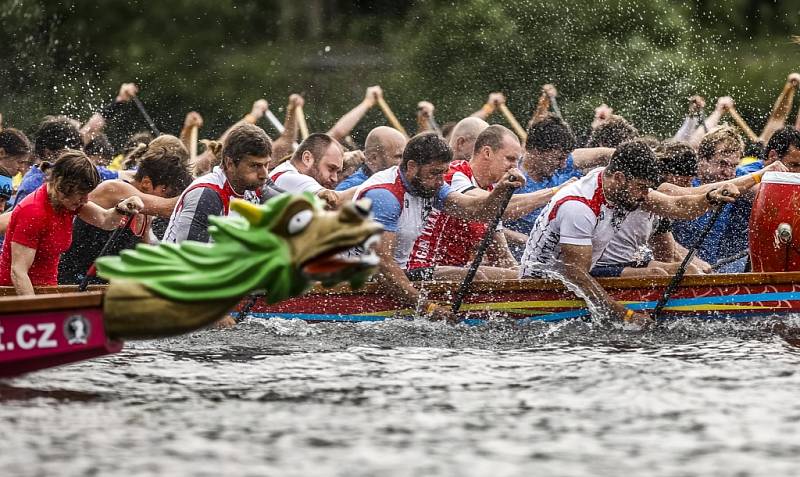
[
  {"xmin": 365, "ymin": 170, "xmax": 451, "ymax": 233},
  {"xmin": 736, "ymin": 160, "xmax": 763, "ymax": 178},
  {"xmin": 12, "ymin": 166, "xmax": 46, "ymax": 209},
  {"xmin": 505, "ymin": 154, "xmax": 583, "ymax": 236},
  {"xmin": 336, "ymin": 166, "xmax": 370, "ymax": 191},
  {"xmin": 672, "ymin": 178, "xmax": 747, "ymax": 270}
]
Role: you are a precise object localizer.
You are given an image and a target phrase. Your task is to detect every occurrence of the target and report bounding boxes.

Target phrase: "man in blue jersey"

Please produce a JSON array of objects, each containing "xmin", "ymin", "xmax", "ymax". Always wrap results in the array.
[{"xmin": 505, "ymin": 114, "xmax": 614, "ymax": 258}]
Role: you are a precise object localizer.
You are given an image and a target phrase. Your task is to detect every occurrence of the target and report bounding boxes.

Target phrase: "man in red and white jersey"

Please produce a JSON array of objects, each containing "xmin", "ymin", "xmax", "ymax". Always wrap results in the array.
[
  {"xmin": 267, "ymin": 133, "xmax": 357, "ymax": 208},
  {"xmin": 163, "ymin": 123, "xmax": 270, "ymax": 244},
  {"xmin": 519, "ymin": 140, "xmax": 740, "ymax": 326},
  {"xmin": 406, "ymin": 125, "xmax": 559, "ymax": 280},
  {"xmin": 355, "ymin": 132, "xmax": 524, "ymax": 321}
]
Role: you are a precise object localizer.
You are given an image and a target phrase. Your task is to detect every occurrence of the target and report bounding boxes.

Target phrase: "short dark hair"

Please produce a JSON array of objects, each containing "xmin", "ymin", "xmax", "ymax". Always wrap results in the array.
[
  {"xmin": 473, "ymin": 124, "xmax": 516, "ymax": 155},
  {"xmin": 46, "ymin": 149, "xmax": 101, "ymax": 195},
  {"xmin": 85, "ymin": 133, "xmax": 114, "ymax": 161},
  {"xmin": 135, "ymin": 146, "xmax": 193, "ymax": 196},
  {"xmin": 402, "ymin": 132, "xmax": 452, "ymax": 170},
  {"xmin": 223, "ymin": 123, "xmax": 271, "ymax": 165},
  {"xmin": 34, "ymin": 116, "xmax": 82, "ymax": 159},
  {"xmin": 291, "ymin": 133, "xmax": 338, "ymax": 165},
  {"xmin": 587, "ymin": 115, "xmax": 638, "ymax": 148},
  {"xmin": 0, "ymin": 128, "xmax": 32, "ymax": 157},
  {"xmin": 525, "ymin": 114, "xmax": 575, "ymax": 152},
  {"xmin": 766, "ymin": 126, "xmax": 800, "ymax": 159},
  {"xmin": 656, "ymin": 141, "xmax": 697, "ymax": 177},
  {"xmin": 606, "ymin": 140, "xmax": 661, "ymax": 184}
]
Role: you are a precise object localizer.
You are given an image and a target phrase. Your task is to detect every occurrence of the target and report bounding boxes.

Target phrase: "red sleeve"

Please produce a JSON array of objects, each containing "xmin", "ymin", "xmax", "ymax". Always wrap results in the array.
[{"xmin": 9, "ymin": 207, "xmax": 45, "ymax": 249}]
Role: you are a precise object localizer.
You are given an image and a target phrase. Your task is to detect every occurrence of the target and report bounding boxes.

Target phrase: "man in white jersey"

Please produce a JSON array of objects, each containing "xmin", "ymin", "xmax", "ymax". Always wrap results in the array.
[
  {"xmin": 163, "ymin": 123, "xmax": 270, "ymax": 244},
  {"xmin": 520, "ymin": 140, "xmax": 739, "ymax": 326},
  {"xmin": 267, "ymin": 133, "xmax": 357, "ymax": 208},
  {"xmin": 355, "ymin": 132, "xmax": 524, "ymax": 321}
]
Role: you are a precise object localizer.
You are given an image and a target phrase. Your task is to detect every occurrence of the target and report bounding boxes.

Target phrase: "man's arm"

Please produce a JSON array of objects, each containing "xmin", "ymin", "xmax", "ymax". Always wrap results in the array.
[
  {"xmin": 658, "ymin": 160, "xmax": 788, "ymax": 197},
  {"xmin": 10, "ymin": 243, "xmax": 36, "ymax": 296},
  {"xmin": 760, "ymin": 73, "xmax": 800, "ymax": 143},
  {"xmin": 486, "ymin": 230, "xmax": 517, "ymax": 268},
  {"xmin": 462, "ymin": 185, "xmax": 556, "ymax": 220},
  {"xmin": 643, "ymin": 183, "xmax": 738, "ymax": 220},
  {"xmin": 558, "ymin": 243, "xmax": 648, "ymax": 325},
  {"xmin": 528, "ymin": 85, "xmax": 554, "ymax": 128},
  {"xmin": 471, "ymin": 92, "xmax": 505, "ymax": 120},
  {"xmin": 179, "ymin": 111, "xmax": 203, "ymax": 153},
  {"xmin": 77, "ymin": 196, "xmax": 145, "ymax": 231},
  {"xmin": 327, "ymin": 86, "xmax": 380, "ymax": 141},
  {"xmin": 80, "ymin": 82, "xmax": 138, "ymax": 144},
  {"xmin": 688, "ymin": 96, "xmax": 733, "ymax": 148},
  {"xmin": 272, "ymin": 94, "xmax": 303, "ymax": 161},
  {"xmin": 89, "ymin": 180, "xmax": 179, "ymax": 218},
  {"xmin": 571, "ymin": 147, "xmax": 615, "ymax": 172},
  {"xmin": 442, "ymin": 170, "xmax": 523, "ymax": 222}
]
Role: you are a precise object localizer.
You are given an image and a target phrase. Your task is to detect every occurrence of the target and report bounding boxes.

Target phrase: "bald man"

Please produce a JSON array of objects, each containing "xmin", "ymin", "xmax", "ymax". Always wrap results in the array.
[
  {"xmin": 336, "ymin": 126, "xmax": 407, "ymax": 191},
  {"xmin": 449, "ymin": 117, "xmax": 489, "ymax": 163}
]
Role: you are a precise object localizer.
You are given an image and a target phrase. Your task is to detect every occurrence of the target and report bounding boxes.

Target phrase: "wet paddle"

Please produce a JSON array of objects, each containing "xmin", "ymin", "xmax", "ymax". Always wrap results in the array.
[
  {"xmin": 711, "ymin": 249, "xmax": 750, "ymax": 271},
  {"xmin": 451, "ymin": 180, "xmax": 517, "ymax": 314},
  {"xmin": 132, "ymin": 97, "xmax": 161, "ymax": 136},
  {"xmin": 376, "ymin": 95, "xmax": 409, "ymax": 138},
  {"xmin": 653, "ymin": 195, "xmax": 728, "ymax": 320},
  {"xmin": 79, "ymin": 214, "xmax": 136, "ymax": 292},
  {"xmin": 728, "ymin": 107, "xmax": 758, "ymax": 143},
  {"xmin": 498, "ymin": 103, "xmax": 528, "ymax": 143}
]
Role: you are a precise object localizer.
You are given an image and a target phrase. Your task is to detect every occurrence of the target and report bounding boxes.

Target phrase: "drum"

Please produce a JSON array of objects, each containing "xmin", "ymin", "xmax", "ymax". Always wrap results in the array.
[{"xmin": 749, "ymin": 171, "xmax": 800, "ymax": 272}]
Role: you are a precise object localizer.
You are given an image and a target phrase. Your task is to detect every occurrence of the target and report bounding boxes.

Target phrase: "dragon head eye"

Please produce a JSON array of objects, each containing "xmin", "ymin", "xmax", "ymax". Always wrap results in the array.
[{"xmin": 286, "ymin": 209, "xmax": 313, "ymax": 235}]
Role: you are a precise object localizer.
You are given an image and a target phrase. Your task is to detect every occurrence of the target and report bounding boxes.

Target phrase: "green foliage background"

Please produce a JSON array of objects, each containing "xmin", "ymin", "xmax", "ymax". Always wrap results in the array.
[{"xmin": 1, "ymin": 0, "xmax": 797, "ymax": 146}]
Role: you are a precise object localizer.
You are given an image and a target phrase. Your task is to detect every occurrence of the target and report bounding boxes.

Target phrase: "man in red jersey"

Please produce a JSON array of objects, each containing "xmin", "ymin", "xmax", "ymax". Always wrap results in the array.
[{"xmin": 406, "ymin": 125, "xmax": 560, "ymax": 280}]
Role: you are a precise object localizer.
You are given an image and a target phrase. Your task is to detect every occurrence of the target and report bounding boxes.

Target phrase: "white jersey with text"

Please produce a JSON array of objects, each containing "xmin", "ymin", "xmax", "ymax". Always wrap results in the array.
[
  {"xmin": 519, "ymin": 168, "xmax": 629, "ymax": 277},
  {"xmin": 594, "ymin": 209, "xmax": 663, "ymax": 266}
]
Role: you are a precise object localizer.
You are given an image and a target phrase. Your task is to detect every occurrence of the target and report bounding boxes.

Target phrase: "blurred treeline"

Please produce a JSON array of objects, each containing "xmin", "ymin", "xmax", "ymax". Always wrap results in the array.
[{"xmin": 1, "ymin": 0, "xmax": 798, "ymax": 147}]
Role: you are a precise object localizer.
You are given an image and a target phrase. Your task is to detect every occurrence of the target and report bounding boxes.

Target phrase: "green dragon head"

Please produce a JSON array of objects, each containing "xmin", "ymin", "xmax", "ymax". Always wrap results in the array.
[{"xmin": 95, "ymin": 193, "xmax": 383, "ymax": 305}]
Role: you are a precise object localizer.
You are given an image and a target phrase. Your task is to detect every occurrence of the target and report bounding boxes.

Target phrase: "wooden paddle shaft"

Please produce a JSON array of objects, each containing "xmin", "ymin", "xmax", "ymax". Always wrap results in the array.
[
  {"xmin": 189, "ymin": 126, "xmax": 198, "ymax": 161},
  {"xmin": 498, "ymin": 104, "xmax": 528, "ymax": 142},
  {"xmin": 376, "ymin": 97, "xmax": 409, "ymax": 138},
  {"xmin": 728, "ymin": 108, "xmax": 758, "ymax": 142},
  {"xmin": 296, "ymin": 105, "xmax": 310, "ymax": 139}
]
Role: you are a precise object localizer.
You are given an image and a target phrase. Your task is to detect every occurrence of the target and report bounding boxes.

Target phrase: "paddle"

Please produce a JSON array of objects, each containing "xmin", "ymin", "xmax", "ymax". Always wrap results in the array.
[
  {"xmin": 728, "ymin": 107, "xmax": 758, "ymax": 143},
  {"xmin": 711, "ymin": 249, "xmax": 749, "ymax": 271},
  {"xmin": 652, "ymin": 194, "xmax": 728, "ymax": 320},
  {"xmin": 376, "ymin": 95, "xmax": 409, "ymax": 138},
  {"xmin": 131, "ymin": 97, "xmax": 160, "ymax": 136},
  {"xmin": 296, "ymin": 105, "xmax": 310, "ymax": 139},
  {"xmin": 265, "ymin": 109, "xmax": 286, "ymax": 134},
  {"xmin": 451, "ymin": 179, "xmax": 517, "ymax": 314},
  {"xmin": 498, "ymin": 103, "xmax": 528, "ymax": 143},
  {"xmin": 79, "ymin": 214, "xmax": 136, "ymax": 292}
]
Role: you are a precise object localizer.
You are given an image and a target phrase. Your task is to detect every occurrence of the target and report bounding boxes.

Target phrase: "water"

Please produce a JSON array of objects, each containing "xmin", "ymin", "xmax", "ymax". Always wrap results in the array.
[{"xmin": 3, "ymin": 316, "xmax": 800, "ymax": 477}]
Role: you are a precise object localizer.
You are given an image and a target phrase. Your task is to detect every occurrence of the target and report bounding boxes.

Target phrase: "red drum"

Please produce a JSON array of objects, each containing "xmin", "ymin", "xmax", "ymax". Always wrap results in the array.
[{"xmin": 749, "ymin": 172, "xmax": 800, "ymax": 272}]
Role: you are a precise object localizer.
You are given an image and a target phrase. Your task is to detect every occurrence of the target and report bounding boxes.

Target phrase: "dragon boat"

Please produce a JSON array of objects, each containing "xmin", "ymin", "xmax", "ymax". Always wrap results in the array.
[{"xmin": 0, "ymin": 194, "xmax": 383, "ymax": 378}]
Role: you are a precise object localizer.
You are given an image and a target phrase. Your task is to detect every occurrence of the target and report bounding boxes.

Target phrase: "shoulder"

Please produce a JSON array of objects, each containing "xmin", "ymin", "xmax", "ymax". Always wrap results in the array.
[{"xmin": 362, "ymin": 188, "xmax": 402, "ymax": 231}]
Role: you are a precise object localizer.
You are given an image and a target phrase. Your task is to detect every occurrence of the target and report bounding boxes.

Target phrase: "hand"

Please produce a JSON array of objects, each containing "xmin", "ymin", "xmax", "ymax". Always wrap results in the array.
[
  {"xmin": 708, "ymin": 183, "xmax": 740, "ymax": 204},
  {"xmin": 423, "ymin": 302, "xmax": 456, "ymax": 323},
  {"xmin": 789, "ymin": 73, "xmax": 800, "ymax": 87},
  {"xmin": 691, "ymin": 257, "xmax": 713, "ymax": 274},
  {"xmin": 184, "ymin": 111, "xmax": 203, "ymax": 129},
  {"xmin": 496, "ymin": 168, "xmax": 525, "ymax": 192},
  {"xmin": 116, "ymin": 83, "xmax": 138, "ymax": 102},
  {"xmin": 289, "ymin": 93, "xmax": 305, "ymax": 109},
  {"xmin": 592, "ymin": 103, "xmax": 613, "ymax": 129},
  {"xmin": 542, "ymin": 84, "xmax": 558, "ymax": 98},
  {"xmin": 251, "ymin": 99, "xmax": 269, "ymax": 117},
  {"xmin": 623, "ymin": 310, "xmax": 653, "ymax": 329},
  {"xmin": 688, "ymin": 95, "xmax": 706, "ymax": 113},
  {"xmin": 488, "ymin": 92, "xmax": 506, "ymax": 106},
  {"xmin": 417, "ymin": 101, "xmax": 435, "ymax": 118},
  {"xmin": 343, "ymin": 149, "xmax": 365, "ymax": 170},
  {"xmin": 715, "ymin": 96, "xmax": 734, "ymax": 112},
  {"xmin": 762, "ymin": 160, "xmax": 787, "ymax": 173},
  {"xmin": 213, "ymin": 316, "xmax": 237, "ymax": 329},
  {"xmin": 116, "ymin": 196, "xmax": 145, "ymax": 215},
  {"xmin": 364, "ymin": 86, "xmax": 383, "ymax": 108},
  {"xmin": 316, "ymin": 189, "xmax": 340, "ymax": 210}
]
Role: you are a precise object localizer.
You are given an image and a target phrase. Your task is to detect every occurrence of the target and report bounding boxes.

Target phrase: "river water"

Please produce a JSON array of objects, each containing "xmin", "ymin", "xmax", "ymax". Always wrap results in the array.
[{"xmin": 2, "ymin": 316, "xmax": 800, "ymax": 477}]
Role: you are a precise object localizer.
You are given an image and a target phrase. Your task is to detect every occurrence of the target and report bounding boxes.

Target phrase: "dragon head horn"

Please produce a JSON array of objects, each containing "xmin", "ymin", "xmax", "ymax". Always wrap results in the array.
[{"xmin": 230, "ymin": 199, "xmax": 266, "ymax": 226}]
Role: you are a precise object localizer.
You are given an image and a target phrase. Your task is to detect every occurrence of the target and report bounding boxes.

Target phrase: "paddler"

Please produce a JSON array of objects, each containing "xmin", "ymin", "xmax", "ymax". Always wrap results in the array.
[
  {"xmin": 405, "ymin": 125, "xmax": 559, "ymax": 280},
  {"xmin": 519, "ymin": 140, "xmax": 740, "ymax": 326},
  {"xmin": 0, "ymin": 150, "xmax": 144, "ymax": 295},
  {"xmin": 336, "ymin": 126, "xmax": 407, "ymax": 191},
  {"xmin": 355, "ymin": 132, "xmax": 524, "ymax": 321}
]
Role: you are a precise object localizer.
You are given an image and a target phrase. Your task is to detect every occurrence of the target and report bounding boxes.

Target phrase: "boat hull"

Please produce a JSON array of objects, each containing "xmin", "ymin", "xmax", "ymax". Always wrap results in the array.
[{"xmin": 239, "ymin": 273, "xmax": 800, "ymax": 324}]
